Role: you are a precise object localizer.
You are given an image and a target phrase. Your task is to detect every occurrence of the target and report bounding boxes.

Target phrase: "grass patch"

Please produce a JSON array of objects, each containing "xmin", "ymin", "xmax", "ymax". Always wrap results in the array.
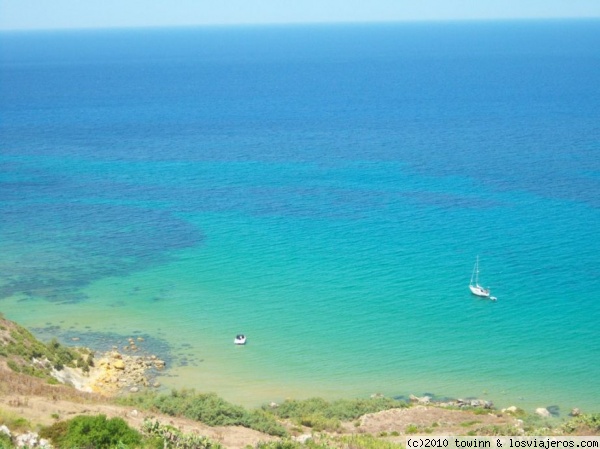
[{"xmin": 0, "ymin": 407, "xmax": 31, "ymax": 433}]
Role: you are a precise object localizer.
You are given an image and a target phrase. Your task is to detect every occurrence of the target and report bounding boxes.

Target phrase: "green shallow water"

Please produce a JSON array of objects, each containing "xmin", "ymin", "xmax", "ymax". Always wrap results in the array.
[{"xmin": 3, "ymin": 206, "xmax": 598, "ymax": 411}]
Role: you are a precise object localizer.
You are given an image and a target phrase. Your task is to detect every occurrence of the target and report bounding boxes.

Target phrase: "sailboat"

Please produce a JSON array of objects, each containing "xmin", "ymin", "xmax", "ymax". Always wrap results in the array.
[{"xmin": 469, "ymin": 256, "xmax": 491, "ymax": 298}]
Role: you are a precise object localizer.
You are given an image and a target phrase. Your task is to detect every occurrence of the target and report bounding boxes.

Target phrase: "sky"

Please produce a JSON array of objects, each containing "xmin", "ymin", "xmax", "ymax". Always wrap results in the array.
[{"xmin": 1, "ymin": 0, "xmax": 600, "ymax": 30}]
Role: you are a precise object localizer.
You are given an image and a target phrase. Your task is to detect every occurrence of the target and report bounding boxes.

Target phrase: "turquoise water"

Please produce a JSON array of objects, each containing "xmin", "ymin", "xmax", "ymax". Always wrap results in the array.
[{"xmin": 1, "ymin": 21, "xmax": 599, "ymax": 413}]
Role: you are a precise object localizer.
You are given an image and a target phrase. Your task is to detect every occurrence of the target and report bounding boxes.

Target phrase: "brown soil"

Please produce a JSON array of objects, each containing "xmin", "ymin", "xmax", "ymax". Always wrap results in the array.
[{"xmin": 349, "ymin": 405, "xmax": 519, "ymax": 440}]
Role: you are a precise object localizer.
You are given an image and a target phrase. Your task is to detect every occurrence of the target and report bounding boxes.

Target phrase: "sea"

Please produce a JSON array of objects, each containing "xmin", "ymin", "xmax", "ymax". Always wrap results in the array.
[{"xmin": 1, "ymin": 20, "xmax": 599, "ymax": 413}]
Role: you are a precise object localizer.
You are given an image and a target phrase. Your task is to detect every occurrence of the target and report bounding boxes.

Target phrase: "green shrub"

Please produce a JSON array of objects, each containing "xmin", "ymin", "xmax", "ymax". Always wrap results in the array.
[
  {"xmin": 405, "ymin": 424, "xmax": 419, "ymax": 434},
  {"xmin": 39, "ymin": 419, "xmax": 69, "ymax": 444},
  {"xmin": 0, "ymin": 432, "xmax": 13, "ymax": 449},
  {"xmin": 297, "ymin": 414, "xmax": 341, "ymax": 432},
  {"xmin": 150, "ymin": 390, "xmax": 247, "ymax": 425},
  {"xmin": 40, "ymin": 414, "xmax": 141, "ymax": 449},
  {"xmin": 47, "ymin": 338, "xmax": 77, "ymax": 370},
  {"xmin": 561, "ymin": 413, "xmax": 600, "ymax": 434},
  {"xmin": 244, "ymin": 410, "xmax": 288, "ymax": 436},
  {"xmin": 120, "ymin": 390, "xmax": 287, "ymax": 437}
]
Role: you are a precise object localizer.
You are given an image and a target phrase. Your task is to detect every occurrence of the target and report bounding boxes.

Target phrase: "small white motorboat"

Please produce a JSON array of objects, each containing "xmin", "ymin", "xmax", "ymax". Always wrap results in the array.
[{"xmin": 234, "ymin": 334, "xmax": 246, "ymax": 345}]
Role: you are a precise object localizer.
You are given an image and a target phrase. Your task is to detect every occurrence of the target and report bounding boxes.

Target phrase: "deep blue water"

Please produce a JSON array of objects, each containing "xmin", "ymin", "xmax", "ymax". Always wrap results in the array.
[{"xmin": 1, "ymin": 20, "xmax": 599, "ymax": 411}]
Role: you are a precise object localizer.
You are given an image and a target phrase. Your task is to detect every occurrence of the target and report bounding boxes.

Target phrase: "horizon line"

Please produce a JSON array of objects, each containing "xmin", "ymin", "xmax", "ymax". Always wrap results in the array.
[{"xmin": 1, "ymin": 16, "xmax": 599, "ymax": 33}]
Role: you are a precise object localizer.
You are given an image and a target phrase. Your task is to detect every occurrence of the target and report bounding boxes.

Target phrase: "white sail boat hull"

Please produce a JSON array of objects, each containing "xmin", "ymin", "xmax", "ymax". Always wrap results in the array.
[{"xmin": 469, "ymin": 284, "xmax": 490, "ymax": 297}]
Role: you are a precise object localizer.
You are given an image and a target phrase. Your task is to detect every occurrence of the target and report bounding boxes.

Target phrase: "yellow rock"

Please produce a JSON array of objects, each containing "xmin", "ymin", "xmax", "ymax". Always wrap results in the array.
[{"xmin": 113, "ymin": 360, "xmax": 125, "ymax": 370}]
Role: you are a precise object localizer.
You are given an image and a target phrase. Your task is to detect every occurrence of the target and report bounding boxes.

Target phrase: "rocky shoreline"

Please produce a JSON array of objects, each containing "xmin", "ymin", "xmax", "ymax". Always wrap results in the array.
[
  {"xmin": 56, "ymin": 354, "xmax": 575, "ymax": 422},
  {"xmin": 51, "ymin": 338, "xmax": 168, "ymax": 396},
  {"xmin": 88, "ymin": 350, "xmax": 165, "ymax": 394},
  {"xmin": 55, "ymin": 350, "xmax": 580, "ymax": 420},
  {"xmin": 40, "ymin": 330, "xmax": 585, "ymax": 418}
]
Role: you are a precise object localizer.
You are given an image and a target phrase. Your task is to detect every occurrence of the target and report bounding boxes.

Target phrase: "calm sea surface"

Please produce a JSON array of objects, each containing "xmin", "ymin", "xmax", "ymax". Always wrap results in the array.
[{"xmin": 1, "ymin": 20, "xmax": 599, "ymax": 412}]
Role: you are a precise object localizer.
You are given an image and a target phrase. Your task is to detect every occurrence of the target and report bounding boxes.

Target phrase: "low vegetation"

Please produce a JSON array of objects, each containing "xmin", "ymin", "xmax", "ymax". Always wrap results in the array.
[
  {"xmin": 261, "ymin": 396, "xmax": 408, "ymax": 432},
  {"xmin": 118, "ymin": 391, "xmax": 409, "ymax": 436},
  {"xmin": 118, "ymin": 389, "xmax": 288, "ymax": 436},
  {"xmin": 0, "ymin": 408, "xmax": 30, "ymax": 434},
  {"xmin": 255, "ymin": 434, "xmax": 404, "ymax": 449},
  {"xmin": 0, "ymin": 363, "xmax": 104, "ymax": 404},
  {"xmin": 141, "ymin": 419, "xmax": 222, "ymax": 449},
  {"xmin": 0, "ymin": 313, "xmax": 93, "ymax": 381},
  {"xmin": 561, "ymin": 413, "xmax": 600, "ymax": 434}
]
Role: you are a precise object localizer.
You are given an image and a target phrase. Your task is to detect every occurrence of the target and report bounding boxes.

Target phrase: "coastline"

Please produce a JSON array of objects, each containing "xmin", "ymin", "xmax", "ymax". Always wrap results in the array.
[
  {"xmin": 48, "ymin": 341, "xmax": 580, "ymax": 424},
  {"xmin": 5, "ymin": 306, "xmax": 598, "ymax": 415},
  {"xmin": 2, "ymin": 312, "xmax": 599, "ymax": 449}
]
